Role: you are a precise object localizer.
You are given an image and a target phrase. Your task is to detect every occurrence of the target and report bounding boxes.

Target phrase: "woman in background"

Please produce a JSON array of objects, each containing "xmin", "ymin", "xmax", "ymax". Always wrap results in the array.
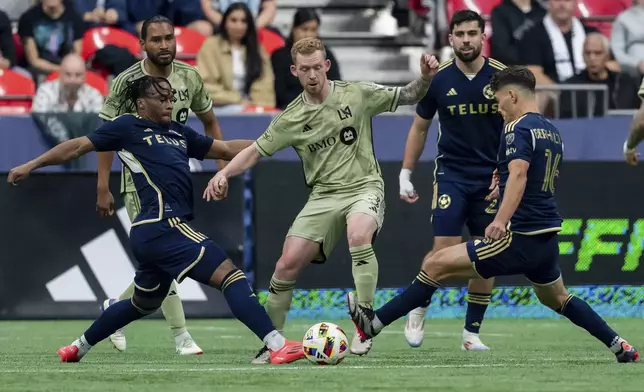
[
  {"xmin": 197, "ymin": 2, "xmax": 275, "ymax": 110},
  {"xmin": 271, "ymin": 8, "xmax": 341, "ymax": 110}
]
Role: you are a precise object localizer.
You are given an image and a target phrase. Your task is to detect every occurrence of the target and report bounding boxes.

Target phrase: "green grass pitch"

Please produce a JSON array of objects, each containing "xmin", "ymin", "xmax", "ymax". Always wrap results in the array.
[{"xmin": 0, "ymin": 318, "xmax": 641, "ymax": 391}]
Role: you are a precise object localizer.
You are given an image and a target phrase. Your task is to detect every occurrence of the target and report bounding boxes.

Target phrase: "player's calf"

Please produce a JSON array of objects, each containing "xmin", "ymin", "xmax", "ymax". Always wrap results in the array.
[
  {"xmin": 347, "ymin": 213, "xmax": 379, "ymax": 356},
  {"xmin": 533, "ymin": 279, "xmax": 639, "ymax": 363},
  {"xmin": 58, "ymin": 295, "xmax": 161, "ymax": 362},
  {"xmin": 194, "ymin": 247, "xmax": 305, "ymax": 364}
]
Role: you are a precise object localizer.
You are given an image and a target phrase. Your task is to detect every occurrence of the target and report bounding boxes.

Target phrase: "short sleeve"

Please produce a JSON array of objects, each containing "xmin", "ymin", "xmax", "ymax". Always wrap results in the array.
[
  {"xmin": 87, "ymin": 118, "xmax": 125, "ymax": 151},
  {"xmin": 356, "ymin": 82, "xmax": 401, "ymax": 115},
  {"xmin": 99, "ymin": 75, "xmax": 128, "ymax": 120},
  {"xmin": 17, "ymin": 10, "xmax": 33, "ymax": 38},
  {"xmin": 183, "ymin": 126, "xmax": 214, "ymax": 160},
  {"xmin": 190, "ymin": 70, "xmax": 214, "ymax": 114},
  {"xmin": 254, "ymin": 116, "xmax": 291, "ymax": 157},
  {"xmin": 505, "ymin": 126, "xmax": 534, "ymax": 163},
  {"xmin": 415, "ymin": 86, "xmax": 437, "ymax": 120}
]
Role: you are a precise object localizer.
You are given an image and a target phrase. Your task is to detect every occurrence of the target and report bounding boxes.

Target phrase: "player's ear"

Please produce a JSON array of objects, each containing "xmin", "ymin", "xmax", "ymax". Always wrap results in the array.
[
  {"xmin": 448, "ymin": 33, "xmax": 453, "ymax": 47},
  {"xmin": 290, "ymin": 64, "xmax": 297, "ymax": 77},
  {"xmin": 324, "ymin": 59, "xmax": 331, "ymax": 72}
]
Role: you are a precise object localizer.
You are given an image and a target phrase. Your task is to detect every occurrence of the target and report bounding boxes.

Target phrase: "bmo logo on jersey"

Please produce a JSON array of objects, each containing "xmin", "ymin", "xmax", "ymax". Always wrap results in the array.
[
  {"xmin": 339, "ymin": 127, "xmax": 357, "ymax": 146},
  {"xmin": 307, "ymin": 136, "xmax": 337, "ymax": 153}
]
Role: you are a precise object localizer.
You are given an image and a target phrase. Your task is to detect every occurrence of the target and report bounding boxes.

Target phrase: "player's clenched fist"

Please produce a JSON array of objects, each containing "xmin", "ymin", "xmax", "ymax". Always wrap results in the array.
[
  {"xmin": 203, "ymin": 172, "xmax": 229, "ymax": 201},
  {"xmin": 485, "ymin": 219, "xmax": 507, "ymax": 241},
  {"xmin": 399, "ymin": 168, "xmax": 418, "ymax": 203},
  {"xmin": 7, "ymin": 163, "xmax": 33, "ymax": 185},
  {"xmin": 420, "ymin": 54, "xmax": 440, "ymax": 80}
]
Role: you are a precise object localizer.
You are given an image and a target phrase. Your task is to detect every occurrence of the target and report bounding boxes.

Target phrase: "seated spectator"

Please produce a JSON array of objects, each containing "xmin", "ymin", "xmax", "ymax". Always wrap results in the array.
[
  {"xmin": 610, "ymin": 0, "xmax": 644, "ymax": 79},
  {"xmin": 559, "ymin": 33, "xmax": 640, "ymax": 118},
  {"xmin": 72, "ymin": 0, "xmax": 135, "ymax": 35},
  {"xmin": 271, "ymin": 8, "xmax": 341, "ymax": 110},
  {"xmin": 202, "ymin": 0, "xmax": 276, "ymax": 30},
  {"xmin": 197, "ymin": 2, "xmax": 275, "ymax": 110},
  {"xmin": 129, "ymin": 0, "xmax": 213, "ymax": 37},
  {"xmin": 490, "ymin": 0, "xmax": 546, "ymax": 65},
  {"xmin": 18, "ymin": 0, "xmax": 85, "ymax": 79},
  {"xmin": 519, "ymin": 0, "xmax": 598, "ymax": 85},
  {"xmin": 0, "ymin": 9, "xmax": 17, "ymax": 70},
  {"xmin": 32, "ymin": 54, "xmax": 104, "ymax": 113}
]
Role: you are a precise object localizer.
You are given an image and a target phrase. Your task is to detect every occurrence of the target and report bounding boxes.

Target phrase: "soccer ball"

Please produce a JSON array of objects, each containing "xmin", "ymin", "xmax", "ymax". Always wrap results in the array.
[{"xmin": 302, "ymin": 322, "xmax": 349, "ymax": 365}]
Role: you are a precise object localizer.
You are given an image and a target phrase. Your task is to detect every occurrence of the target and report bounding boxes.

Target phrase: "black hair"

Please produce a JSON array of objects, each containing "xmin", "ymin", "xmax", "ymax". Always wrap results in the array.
[
  {"xmin": 490, "ymin": 66, "xmax": 536, "ymax": 93},
  {"xmin": 118, "ymin": 76, "xmax": 172, "ymax": 114},
  {"xmin": 141, "ymin": 15, "xmax": 174, "ymax": 41},
  {"xmin": 449, "ymin": 10, "xmax": 485, "ymax": 33},
  {"xmin": 220, "ymin": 2, "xmax": 262, "ymax": 95},
  {"xmin": 289, "ymin": 8, "xmax": 321, "ymax": 42}
]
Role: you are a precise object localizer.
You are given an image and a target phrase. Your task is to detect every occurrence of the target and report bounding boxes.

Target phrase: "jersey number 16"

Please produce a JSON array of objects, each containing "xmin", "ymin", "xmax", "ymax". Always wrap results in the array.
[{"xmin": 542, "ymin": 149, "xmax": 561, "ymax": 195}]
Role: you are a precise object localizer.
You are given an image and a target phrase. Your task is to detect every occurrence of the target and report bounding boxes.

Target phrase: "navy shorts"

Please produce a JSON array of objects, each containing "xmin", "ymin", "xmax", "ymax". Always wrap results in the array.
[
  {"xmin": 432, "ymin": 181, "xmax": 497, "ymax": 237},
  {"xmin": 129, "ymin": 217, "xmax": 229, "ymax": 294},
  {"xmin": 466, "ymin": 231, "xmax": 561, "ymax": 285}
]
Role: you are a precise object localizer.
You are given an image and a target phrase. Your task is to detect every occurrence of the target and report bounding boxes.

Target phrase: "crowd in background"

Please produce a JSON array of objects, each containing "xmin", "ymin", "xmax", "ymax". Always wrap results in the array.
[{"xmin": 0, "ymin": 0, "xmax": 642, "ymax": 117}]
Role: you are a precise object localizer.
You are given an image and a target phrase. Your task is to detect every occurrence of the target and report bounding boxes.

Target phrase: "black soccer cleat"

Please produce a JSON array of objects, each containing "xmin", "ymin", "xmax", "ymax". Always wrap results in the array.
[
  {"xmin": 614, "ymin": 341, "xmax": 639, "ymax": 363},
  {"xmin": 346, "ymin": 292, "xmax": 379, "ymax": 339}
]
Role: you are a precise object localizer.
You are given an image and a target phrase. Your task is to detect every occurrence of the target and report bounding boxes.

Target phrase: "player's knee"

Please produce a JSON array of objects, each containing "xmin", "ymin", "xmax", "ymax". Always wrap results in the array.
[
  {"xmin": 535, "ymin": 287, "xmax": 569, "ymax": 311},
  {"xmin": 421, "ymin": 250, "xmax": 450, "ymax": 281},
  {"xmin": 347, "ymin": 230, "xmax": 373, "ymax": 248},
  {"xmin": 131, "ymin": 292, "xmax": 164, "ymax": 314}
]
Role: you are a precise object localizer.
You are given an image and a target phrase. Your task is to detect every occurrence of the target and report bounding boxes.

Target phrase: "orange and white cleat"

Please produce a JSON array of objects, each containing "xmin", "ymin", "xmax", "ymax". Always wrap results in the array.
[
  {"xmin": 57, "ymin": 345, "xmax": 81, "ymax": 363},
  {"xmin": 269, "ymin": 340, "xmax": 305, "ymax": 364}
]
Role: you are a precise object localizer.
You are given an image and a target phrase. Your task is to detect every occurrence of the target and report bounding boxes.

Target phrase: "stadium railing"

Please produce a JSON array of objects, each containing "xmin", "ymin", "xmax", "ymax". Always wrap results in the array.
[{"xmin": 535, "ymin": 84, "xmax": 609, "ymax": 119}]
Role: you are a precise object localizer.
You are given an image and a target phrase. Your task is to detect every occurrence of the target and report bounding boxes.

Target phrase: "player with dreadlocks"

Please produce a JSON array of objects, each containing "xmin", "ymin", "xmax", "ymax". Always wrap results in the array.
[
  {"xmin": 8, "ymin": 76, "xmax": 307, "ymax": 365},
  {"xmin": 96, "ymin": 15, "xmax": 223, "ymax": 355}
]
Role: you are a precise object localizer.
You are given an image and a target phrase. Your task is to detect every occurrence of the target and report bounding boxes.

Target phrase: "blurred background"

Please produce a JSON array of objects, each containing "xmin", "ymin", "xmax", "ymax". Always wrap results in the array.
[{"xmin": 0, "ymin": 0, "xmax": 642, "ymax": 321}]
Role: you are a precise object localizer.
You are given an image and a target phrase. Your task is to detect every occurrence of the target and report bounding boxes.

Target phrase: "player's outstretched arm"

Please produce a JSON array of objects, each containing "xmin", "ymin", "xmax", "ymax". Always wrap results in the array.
[
  {"xmin": 486, "ymin": 160, "xmax": 529, "ymax": 240},
  {"xmin": 7, "ymin": 137, "xmax": 96, "ymax": 185},
  {"xmin": 205, "ymin": 139, "xmax": 254, "ymax": 161},
  {"xmin": 624, "ymin": 101, "xmax": 644, "ymax": 166},
  {"xmin": 400, "ymin": 114, "xmax": 432, "ymax": 202},
  {"xmin": 203, "ymin": 145, "xmax": 261, "ymax": 201},
  {"xmin": 398, "ymin": 54, "xmax": 439, "ymax": 106}
]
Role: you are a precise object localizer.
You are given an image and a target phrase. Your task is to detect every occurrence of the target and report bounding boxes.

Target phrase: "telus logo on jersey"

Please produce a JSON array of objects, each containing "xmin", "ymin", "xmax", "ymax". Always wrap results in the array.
[
  {"xmin": 142, "ymin": 134, "xmax": 187, "ymax": 149},
  {"xmin": 447, "ymin": 103, "xmax": 499, "ymax": 116}
]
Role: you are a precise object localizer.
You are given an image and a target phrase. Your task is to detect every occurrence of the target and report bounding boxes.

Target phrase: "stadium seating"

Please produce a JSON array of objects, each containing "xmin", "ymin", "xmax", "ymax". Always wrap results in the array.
[
  {"xmin": 81, "ymin": 27, "xmax": 141, "ymax": 61},
  {"xmin": 0, "ymin": 69, "xmax": 36, "ymax": 114},
  {"xmin": 174, "ymin": 27, "xmax": 207, "ymax": 66},
  {"xmin": 45, "ymin": 70, "xmax": 109, "ymax": 96},
  {"xmin": 258, "ymin": 28, "xmax": 286, "ymax": 56},
  {"xmin": 446, "ymin": 0, "xmax": 502, "ymax": 19},
  {"xmin": 575, "ymin": 0, "xmax": 630, "ymax": 37}
]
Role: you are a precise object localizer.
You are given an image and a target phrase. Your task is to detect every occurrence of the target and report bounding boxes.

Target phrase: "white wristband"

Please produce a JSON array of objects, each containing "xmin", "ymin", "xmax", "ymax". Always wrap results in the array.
[{"xmin": 399, "ymin": 168, "xmax": 412, "ymax": 181}]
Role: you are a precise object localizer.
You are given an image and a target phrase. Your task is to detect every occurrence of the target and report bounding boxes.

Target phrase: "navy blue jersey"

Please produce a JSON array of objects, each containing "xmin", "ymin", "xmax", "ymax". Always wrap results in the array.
[
  {"xmin": 416, "ymin": 57, "xmax": 505, "ymax": 185},
  {"xmin": 498, "ymin": 112, "xmax": 563, "ymax": 234},
  {"xmin": 87, "ymin": 114, "xmax": 213, "ymax": 225}
]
